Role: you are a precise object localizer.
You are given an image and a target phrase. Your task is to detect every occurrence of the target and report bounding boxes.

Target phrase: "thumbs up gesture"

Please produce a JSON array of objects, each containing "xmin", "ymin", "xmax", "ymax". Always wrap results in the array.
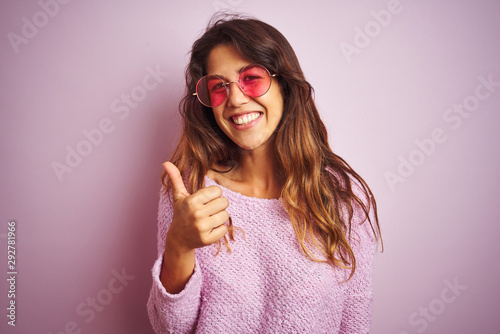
[{"xmin": 163, "ymin": 162, "xmax": 230, "ymax": 253}]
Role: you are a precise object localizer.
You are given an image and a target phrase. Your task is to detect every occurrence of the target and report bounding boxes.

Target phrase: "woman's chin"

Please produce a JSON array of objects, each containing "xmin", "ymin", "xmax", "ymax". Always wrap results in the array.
[{"xmin": 233, "ymin": 135, "xmax": 275, "ymax": 152}]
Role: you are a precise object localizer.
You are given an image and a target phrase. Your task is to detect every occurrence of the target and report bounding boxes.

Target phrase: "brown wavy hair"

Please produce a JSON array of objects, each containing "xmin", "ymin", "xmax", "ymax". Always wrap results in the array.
[{"xmin": 162, "ymin": 14, "xmax": 382, "ymax": 280}]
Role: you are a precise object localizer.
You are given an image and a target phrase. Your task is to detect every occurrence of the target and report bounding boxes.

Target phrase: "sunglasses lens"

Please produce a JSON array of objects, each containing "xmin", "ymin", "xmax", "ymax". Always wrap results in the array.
[
  {"xmin": 240, "ymin": 65, "xmax": 272, "ymax": 97},
  {"xmin": 196, "ymin": 75, "xmax": 227, "ymax": 107}
]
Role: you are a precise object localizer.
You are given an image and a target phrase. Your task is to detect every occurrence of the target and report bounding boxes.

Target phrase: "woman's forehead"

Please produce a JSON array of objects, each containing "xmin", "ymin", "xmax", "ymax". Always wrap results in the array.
[{"xmin": 206, "ymin": 44, "xmax": 252, "ymax": 77}]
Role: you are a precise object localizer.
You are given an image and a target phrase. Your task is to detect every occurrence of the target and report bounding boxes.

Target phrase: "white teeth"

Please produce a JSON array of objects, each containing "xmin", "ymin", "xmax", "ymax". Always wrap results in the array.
[{"xmin": 232, "ymin": 113, "xmax": 260, "ymax": 125}]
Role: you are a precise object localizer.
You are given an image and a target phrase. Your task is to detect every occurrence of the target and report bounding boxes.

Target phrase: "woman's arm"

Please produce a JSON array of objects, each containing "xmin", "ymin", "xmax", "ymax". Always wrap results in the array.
[
  {"xmin": 146, "ymin": 191, "xmax": 202, "ymax": 334},
  {"xmin": 338, "ymin": 220, "xmax": 375, "ymax": 333},
  {"xmin": 147, "ymin": 163, "xmax": 230, "ymax": 333},
  {"xmin": 339, "ymin": 180, "xmax": 377, "ymax": 334}
]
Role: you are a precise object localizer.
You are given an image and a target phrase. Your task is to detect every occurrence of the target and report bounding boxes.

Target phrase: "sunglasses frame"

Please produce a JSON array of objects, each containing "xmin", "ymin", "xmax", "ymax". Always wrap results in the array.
[{"xmin": 192, "ymin": 64, "xmax": 278, "ymax": 107}]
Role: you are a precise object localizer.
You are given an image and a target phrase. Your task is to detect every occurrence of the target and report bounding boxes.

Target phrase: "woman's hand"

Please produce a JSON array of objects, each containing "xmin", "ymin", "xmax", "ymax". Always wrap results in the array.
[
  {"xmin": 164, "ymin": 161, "xmax": 229, "ymax": 252},
  {"xmin": 160, "ymin": 162, "xmax": 229, "ymax": 293}
]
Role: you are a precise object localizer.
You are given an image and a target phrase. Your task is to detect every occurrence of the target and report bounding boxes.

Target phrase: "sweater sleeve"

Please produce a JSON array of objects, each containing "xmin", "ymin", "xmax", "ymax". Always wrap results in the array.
[
  {"xmin": 146, "ymin": 190, "xmax": 202, "ymax": 334},
  {"xmin": 339, "ymin": 180, "xmax": 377, "ymax": 334}
]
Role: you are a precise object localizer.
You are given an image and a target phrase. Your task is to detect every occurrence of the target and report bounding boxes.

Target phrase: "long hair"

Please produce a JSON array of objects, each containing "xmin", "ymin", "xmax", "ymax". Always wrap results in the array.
[{"xmin": 162, "ymin": 14, "xmax": 382, "ymax": 279}]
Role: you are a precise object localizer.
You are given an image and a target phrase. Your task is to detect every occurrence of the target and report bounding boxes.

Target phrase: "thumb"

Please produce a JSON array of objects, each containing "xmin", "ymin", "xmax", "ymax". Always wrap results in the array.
[{"xmin": 163, "ymin": 162, "xmax": 190, "ymax": 200}]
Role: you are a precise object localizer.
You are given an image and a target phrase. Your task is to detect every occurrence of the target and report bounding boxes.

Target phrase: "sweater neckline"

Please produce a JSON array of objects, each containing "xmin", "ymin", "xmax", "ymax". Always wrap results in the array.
[{"xmin": 204, "ymin": 175, "xmax": 282, "ymax": 206}]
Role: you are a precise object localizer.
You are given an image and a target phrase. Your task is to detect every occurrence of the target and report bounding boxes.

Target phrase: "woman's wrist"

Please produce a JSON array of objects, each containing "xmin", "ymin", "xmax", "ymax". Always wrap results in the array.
[{"xmin": 160, "ymin": 234, "xmax": 196, "ymax": 294}]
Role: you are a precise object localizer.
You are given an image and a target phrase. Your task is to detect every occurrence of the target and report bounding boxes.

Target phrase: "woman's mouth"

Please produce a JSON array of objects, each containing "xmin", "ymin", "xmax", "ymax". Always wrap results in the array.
[{"xmin": 230, "ymin": 112, "xmax": 262, "ymax": 125}]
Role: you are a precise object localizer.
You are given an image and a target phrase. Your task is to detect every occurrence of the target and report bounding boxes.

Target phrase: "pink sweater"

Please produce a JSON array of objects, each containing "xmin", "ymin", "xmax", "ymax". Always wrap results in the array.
[{"xmin": 147, "ymin": 176, "xmax": 376, "ymax": 333}]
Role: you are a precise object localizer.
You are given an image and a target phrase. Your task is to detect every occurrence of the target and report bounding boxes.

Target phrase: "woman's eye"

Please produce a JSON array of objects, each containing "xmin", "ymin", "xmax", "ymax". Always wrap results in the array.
[
  {"xmin": 211, "ymin": 83, "xmax": 225, "ymax": 91},
  {"xmin": 243, "ymin": 75, "xmax": 260, "ymax": 82}
]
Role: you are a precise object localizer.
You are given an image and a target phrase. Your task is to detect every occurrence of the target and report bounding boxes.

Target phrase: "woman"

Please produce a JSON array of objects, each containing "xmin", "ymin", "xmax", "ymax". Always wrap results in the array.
[{"xmin": 147, "ymin": 14, "xmax": 382, "ymax": 334}]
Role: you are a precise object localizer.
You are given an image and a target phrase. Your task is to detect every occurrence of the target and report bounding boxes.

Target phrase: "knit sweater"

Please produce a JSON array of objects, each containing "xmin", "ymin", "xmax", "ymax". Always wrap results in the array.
[{"xmin": 147, "ymin": 175, "xmax": 376, "ymax": 334}]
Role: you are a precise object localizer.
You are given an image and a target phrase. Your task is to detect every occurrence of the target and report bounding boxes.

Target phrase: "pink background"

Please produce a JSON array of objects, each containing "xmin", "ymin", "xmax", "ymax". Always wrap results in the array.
[{"xmin": 1, "ymin": 0, "xmax": 499, "ymax": 333}]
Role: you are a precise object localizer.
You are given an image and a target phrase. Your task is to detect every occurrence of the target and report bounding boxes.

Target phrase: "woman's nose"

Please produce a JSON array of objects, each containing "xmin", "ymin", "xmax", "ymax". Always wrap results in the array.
[{"xmin": 226, "ymin": 81, "xmax": 250, "ymax": 107}]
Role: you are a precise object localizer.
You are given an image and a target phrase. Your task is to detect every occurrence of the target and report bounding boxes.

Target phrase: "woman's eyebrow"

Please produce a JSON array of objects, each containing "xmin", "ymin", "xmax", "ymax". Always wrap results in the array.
[{"xmin": 208, "ymin": 65, "xmax": 248, "ymax": 80}]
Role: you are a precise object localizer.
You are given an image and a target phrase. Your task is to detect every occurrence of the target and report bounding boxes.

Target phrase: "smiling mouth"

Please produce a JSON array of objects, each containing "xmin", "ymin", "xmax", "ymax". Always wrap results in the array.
[{"xmin": 231, "ymin": 112, "xmax": 262, "ymax": 125}]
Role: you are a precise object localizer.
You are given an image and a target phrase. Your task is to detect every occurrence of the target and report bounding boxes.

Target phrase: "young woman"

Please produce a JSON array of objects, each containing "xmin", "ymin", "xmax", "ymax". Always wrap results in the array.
[{"xmin": 147, "ymin": 14, "xmax": 382, "ymax": 334}]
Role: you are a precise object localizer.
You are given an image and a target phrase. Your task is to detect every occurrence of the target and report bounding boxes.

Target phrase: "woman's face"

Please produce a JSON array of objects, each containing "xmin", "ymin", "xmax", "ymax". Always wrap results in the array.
[{"xmin": 206, "ymin": 44, "xmax": 284, "ymax": 152}]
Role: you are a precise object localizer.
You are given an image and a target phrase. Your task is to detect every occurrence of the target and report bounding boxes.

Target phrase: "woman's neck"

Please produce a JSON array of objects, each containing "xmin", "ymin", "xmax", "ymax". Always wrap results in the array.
[{"xmin": 209, "ymin": 140, "xmax": 283, "ymax": 199}]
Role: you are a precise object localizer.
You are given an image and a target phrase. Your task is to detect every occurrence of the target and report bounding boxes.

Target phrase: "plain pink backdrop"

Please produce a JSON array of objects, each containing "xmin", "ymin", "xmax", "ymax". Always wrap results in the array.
[{"xmin": 1, "ymin": 0, "xmax": 499, "ymax": 333}]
